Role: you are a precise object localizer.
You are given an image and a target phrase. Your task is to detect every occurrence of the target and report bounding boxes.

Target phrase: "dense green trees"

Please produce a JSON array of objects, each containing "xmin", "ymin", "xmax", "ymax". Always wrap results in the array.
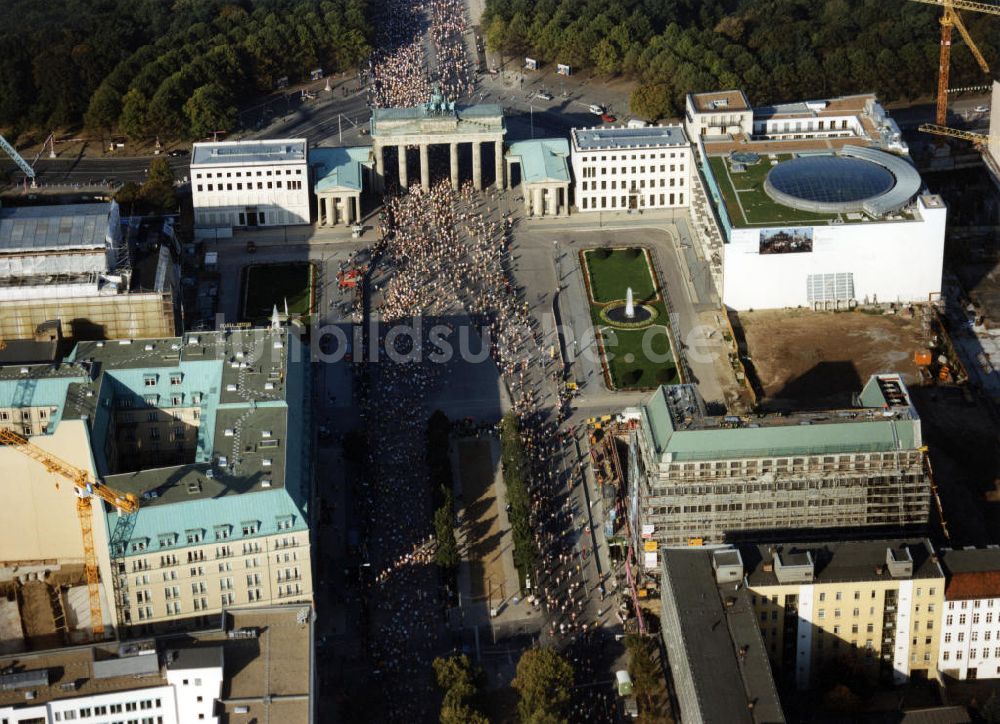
[
  {"xmin": 428, "ymin": 411, "xmax": 460, "ymax": 570},
  {"xmin": 0, "ymin": 0, "xmax": 371, "ymax": 139},
  {"xmin": 432, "ymin": 655, "xmax": 488, "ymax": 724},
  {"xmin": 512, "ymin": 647, "xmax": 574, "ymax": 723},
  {"xmin": 500, "ymin": 412, "xmax": 537, "ymax": 588},
  {"xmin": 483, "ymin": 0, "xmax": 999, "ymax": 118}
]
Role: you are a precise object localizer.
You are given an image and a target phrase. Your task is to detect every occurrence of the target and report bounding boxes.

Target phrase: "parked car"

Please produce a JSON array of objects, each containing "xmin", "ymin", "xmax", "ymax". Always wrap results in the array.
[
  {"xmin": 535, "ymin": 91, "xmax": 553, "ymax": 101},
  {"xmin": 974, "ymin": 104, "xmax": 990, "ymax": 113},
  {"xmin": 167, "ymin": 148, "xmax": 189, "ymax": 157},
  {"xmin": 589, "ymin": 104, "xmax": 605, "ymax": 115},
  {"xmin": 601, "ymin": 113, "xmax": 617, "ymax": 123}
]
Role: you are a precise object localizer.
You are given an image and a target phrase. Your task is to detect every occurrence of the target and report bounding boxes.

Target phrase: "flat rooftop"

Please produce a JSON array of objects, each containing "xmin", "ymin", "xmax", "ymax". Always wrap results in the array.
[
  {"xmin": 640, "ymin": 375, "xmax": 921, "ymax": 460},
  {"xmin": 191, "ymin": 139, "xmax": 307, "ymax": 167},
  {"xmin": 662, "ymin": 550, "xmax": 785, "ymax": 724},
  {"xmin": 690, "ymin": 90, "xmax": 750, "ymax": 113},
  {"xmin": 744, "ymin": 539, "xmax": 942, "ymax": 587},
  {"xmin": 0, "ymin": 605, "xmax": 310, "ymax": 716},
  {"xmin": 753, "ymin": 93, "xmax": 874, "ymax": 121},
  {"xmin": 572, "ymin": 125, "xmax": 687, "ymax": 151},
  {"xmin": 0, "ymin": 203, "xmax": 111, "ymax": 253}
]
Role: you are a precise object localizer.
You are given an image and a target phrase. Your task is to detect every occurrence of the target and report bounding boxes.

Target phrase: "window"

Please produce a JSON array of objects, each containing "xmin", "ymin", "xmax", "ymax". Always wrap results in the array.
[
  {"xmin": 186, "ymin": 529, "xmax": 203, "ymax": 544},
  {"xmin": 819, "ymin": 592, "xmax": 826, "ymax": 602}
]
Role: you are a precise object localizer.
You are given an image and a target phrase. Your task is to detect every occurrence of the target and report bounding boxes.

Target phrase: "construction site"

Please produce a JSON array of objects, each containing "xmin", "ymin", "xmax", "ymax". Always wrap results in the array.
[
  {"xmin": 729, "ymin": 306, "xmax": 964, "ymax": 410},
  {"xmin": 0, "ymin": 202, "xmax": 178, "ymax": 341}
]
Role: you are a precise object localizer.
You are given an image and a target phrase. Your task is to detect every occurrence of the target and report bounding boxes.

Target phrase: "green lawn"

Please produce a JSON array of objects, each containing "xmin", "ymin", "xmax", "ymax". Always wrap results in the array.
[
  {"xmin": 241, "ymin": 262, "xmax": 315, "ymax": 324},
  {"xmin": 582, "ymin": 247, "xmax": 678, "ymax": 390},
  {"xmin": 707, "ymin": 155, "xmax": 841, "ymax": 227},
  {"xmin": 583, "ymin": 248, "xmax": 658, "ymax": 303}
]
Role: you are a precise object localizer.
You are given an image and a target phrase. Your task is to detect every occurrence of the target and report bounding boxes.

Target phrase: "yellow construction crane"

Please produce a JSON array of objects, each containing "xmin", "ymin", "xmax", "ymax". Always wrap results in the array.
[
  {"xmin": 0, "ymin": 427, "xmax": 139, "ymax": 637},
  {"xmin": 908, "ymin": 0, "xmax": 1000, "ymax": 140}
]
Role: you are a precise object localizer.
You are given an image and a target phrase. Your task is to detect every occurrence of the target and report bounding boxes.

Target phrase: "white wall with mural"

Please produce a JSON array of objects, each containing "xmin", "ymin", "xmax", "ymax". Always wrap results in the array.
[{"xmin": 722, "ymin": 195, "xmax": 947, "ymax": 310}]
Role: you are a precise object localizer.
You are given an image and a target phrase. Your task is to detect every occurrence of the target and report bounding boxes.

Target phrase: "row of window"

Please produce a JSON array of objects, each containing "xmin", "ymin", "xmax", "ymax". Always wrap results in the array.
[
  {"xmin": 579, "ymin": 150, "xmax": 685, "ymax": 162},
  {"xmin": 944, "ymin": 629, "xmax": 1000, "ymax": 643},
  {"xmin": 195, "ymin": 168, "xmax": 303, "ymax": 179},
  {"xmin": 579, "ymin": 193, "xmax": 685, "ymax": 211},
  {"xmin": 754, "ymin": 118, "xmax": 853, "ymax": 134},
  {"xmin": 581, "ymin": 177, "xmax": 684, "ymax": 192},
  {"xmin": 196, "ymin": 179, "xmax": 303, "ymax": 192},
  {"xmin": 580, "ymin": 163, "xmax": 686, "ymax": 178},
  {"xmin": 53, "ymin": 698, "xmax": 161, "ymax": 720},
  {"xmin": 942, "ymin": 648, "xmax": 1000, "ymax": 661},
  {"xmin": 0, "ymin": 408, "xmax": 48, "ymax": 421},
  {"xmin": 130, "ymin": 521, "xmax": 296, "ymax": 553},
  {"xmin": 946, "ymin": 612, "xmax": 996, "ymax": 626}
]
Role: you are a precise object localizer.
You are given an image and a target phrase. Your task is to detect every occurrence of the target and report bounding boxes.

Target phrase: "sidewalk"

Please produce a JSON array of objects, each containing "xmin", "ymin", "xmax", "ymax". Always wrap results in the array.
[{"xmin": 451, "ymin": 436, "xmax": 538, "ymax": 642}]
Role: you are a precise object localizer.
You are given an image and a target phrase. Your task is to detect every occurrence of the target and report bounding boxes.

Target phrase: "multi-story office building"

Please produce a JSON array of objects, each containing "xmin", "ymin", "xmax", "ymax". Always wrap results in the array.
[
  {"xmin": 937, "ymin": 546, "xmax": 1000, "ymax": 680},
  {"xmin": 660, "ymin": 547, "xmax": 785, "ymax": 723},
  {"xmin": 0, "ymin": 328, "xmax": 312, "ymax": 641},
  {"xmin": 570, "ymin": 125, "xmax": 691, "ymax": 213},
  {"xmin": 191, "ymin": 139, "xmax": 310, "ymax": 232},
  {"xmin": 742, "ymin": 538, "xmax": 944, "ymax": 688},
  {"xmin": 627, "ymin": 373, "xmax": 931, "ymax": 557},
  {"xmin": 0, "ymin": 605, "xmax": 312, "ymax": 723}
]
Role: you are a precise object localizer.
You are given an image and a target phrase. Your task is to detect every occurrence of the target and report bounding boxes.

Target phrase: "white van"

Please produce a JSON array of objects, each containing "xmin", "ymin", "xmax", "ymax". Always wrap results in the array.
[
  {"xmin": 627, "ymin": 119, "xmax": 648, "ymax": 129},
  {"xmin": 616, "ymin": 669, "xmax": 633, "ymax": 697}
]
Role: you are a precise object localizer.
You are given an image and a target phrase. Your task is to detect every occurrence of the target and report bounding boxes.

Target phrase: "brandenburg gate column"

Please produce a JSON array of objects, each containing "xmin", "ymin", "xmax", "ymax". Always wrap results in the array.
[
  {"xmin": 374, "ymin": 144, "xmax": 385, "ymax": 193},
  {"xmin": 449, "ymin": 143, "xmax": 459, "ymax": 191},
  {"xmin": 420, "ymin": 143, "xmax": 430, "ymax": 190},
  {"xmin": 472, "ymin": 141, "xmax": 482, "ymax": 191},
  {"xmin": 398, "ymin": 145, "xmax": 408, "ymax": 189},
  {"xmin": 494, "ymin": 139, "xmax": 504, "ymax": 190}
]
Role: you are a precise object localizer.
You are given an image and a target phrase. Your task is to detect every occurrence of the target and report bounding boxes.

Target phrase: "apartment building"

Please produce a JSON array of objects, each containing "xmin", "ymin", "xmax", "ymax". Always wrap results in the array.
[
  {"xmin": 0, "ymin": 328, "xmax": 313, "ymax": 640},
  {"xmin": 627, "ymin": 374, "xmax": 931, "ymax": 560},
  {"xmin": 191, "ymin": 139, "xmax": 310, "ymax": 231},
  {"xmin": 660, "ymin": 547, "xmax": 785, "ymax": 723},
  {"xmin": 684, "ymin": 90, "xmax": 754, "ymax": 140},
  {"xmin": 0, "ymin": 605, "xmax": 311, "ymax": 724},
  {"xmin": 570, "ymin": 125, "xmax": 691, "ymax": 213},
  {"xmin": 742, "ymin": 538, "xmax": 944, "ymax": 689},
  {"xmin": 937, "ymin": 546, "xmax": 1000, "ymax": 680}
]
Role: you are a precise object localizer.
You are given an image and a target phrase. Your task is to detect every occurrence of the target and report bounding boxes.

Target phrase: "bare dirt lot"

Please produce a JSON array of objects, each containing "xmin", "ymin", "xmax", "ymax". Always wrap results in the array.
[
  {"xmin": 456, "ymin": 439, "xmax": 507, "ymax": 602},
  {"xmin": 732, "ymin": 308, "xmax": 933, "ymax": 410}
]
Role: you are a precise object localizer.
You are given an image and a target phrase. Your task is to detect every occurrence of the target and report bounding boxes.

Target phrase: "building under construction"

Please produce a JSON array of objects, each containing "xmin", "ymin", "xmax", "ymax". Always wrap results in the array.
[
  {"xmin": 0, "ymin": 327, "xmax": 313, "ymax": 650},
  {"xmin": 627, "ymin": 373, "xmax": 932, "ymax": 566},
  {"xmin": 0, "ymin": 202, "xmax": 177, "ymax": 340}
]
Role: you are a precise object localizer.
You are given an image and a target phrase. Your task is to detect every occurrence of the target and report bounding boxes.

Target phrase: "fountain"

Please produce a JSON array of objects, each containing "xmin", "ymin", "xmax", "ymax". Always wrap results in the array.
[{"xmin": 600, "ymin": 286, "xmax": 656, "ymax": 328}]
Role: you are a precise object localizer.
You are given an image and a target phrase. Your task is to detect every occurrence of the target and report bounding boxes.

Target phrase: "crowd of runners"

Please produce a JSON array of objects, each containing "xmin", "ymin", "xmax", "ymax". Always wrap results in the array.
[
  {"xmin": 365, "ymin": 0, "xmax": 475, "ymax": 107},
  {"xmin": 349, "ymin": 0, "xmax": 620, "ymax": 719}
]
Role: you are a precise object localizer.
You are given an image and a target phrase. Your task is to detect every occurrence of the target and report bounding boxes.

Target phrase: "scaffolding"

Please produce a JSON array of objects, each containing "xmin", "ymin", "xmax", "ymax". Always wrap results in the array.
[{"xmin": 0, "ymin": 290, "xmax": 176, "ymax": 340}]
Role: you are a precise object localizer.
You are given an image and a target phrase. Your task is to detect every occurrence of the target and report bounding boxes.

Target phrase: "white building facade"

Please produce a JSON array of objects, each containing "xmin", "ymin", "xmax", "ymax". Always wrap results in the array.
[
  {"xmin": 722, "ymin": 194, "xmax": 947, "ymax": 309},
  {"xmin": 938, "ymin": 547, "xmax": 1000, "ymax": 680},
  {"xmin": 2, "ymin": 686, "xmax": 179, "ymax": 724},
  {"xmin": 191, "ymin": 139, "xmax": 310, "ymax": 232},
  {"xmin": 571, "ymin": 126, "xmax": 691, "ymax": 213}
]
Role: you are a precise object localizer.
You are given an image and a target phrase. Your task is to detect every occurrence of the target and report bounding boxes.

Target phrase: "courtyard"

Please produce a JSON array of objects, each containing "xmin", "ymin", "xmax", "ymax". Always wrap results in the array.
[
  {"xmin": 240, "ymin": 261, "xmax": 316, "ymax": 324},
  {"xmin": 582, "ymin": 247, "xmax": 679, "ymax": 390}
]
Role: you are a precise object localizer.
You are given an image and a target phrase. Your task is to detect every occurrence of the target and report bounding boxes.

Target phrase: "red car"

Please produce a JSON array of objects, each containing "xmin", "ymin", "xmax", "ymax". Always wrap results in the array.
[{"xmin": 601, "ymin": 113, "xmax": 617, "ymax": 123}]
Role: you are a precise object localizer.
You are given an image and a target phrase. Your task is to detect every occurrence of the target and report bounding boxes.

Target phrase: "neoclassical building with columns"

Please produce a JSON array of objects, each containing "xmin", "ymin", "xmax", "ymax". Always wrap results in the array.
[
  {"xmin": 311, "ymin": 146, "xmax": 374, "ymax": 227},
  {"xmin": 371, "ymin": 90, "xmax": 506, "ymax": 192}
]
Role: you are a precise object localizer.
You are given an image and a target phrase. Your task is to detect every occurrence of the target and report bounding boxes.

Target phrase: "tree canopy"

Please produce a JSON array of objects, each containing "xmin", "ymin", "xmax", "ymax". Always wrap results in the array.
[
  {"xmin": 512, "ymin": 646, "xmax": 574, "ymax": 723},
  {"xmin": 483, "ymin": 0, "xmax": 999, "ymax": 118},
  {"xmin": 0, "ymin": 0, "xmax": 371, "ymax": 138}
]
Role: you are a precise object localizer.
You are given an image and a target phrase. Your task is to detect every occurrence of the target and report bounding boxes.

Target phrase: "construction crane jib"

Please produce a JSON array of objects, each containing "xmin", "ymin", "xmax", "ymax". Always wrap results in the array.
[{"xmin": 0, "ymin": 428, "xmax": 139, "ymax": 638}]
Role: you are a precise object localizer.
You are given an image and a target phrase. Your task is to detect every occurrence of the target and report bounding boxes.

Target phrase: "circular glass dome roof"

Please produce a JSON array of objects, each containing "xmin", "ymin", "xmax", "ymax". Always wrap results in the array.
[{"xmin": 764, "ymin": 155, "xmax": 896, "ymax": 214}]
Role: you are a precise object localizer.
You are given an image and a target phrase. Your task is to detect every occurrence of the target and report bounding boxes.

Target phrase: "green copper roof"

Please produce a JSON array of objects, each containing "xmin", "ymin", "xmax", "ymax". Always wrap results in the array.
[
  {"xmin": 507, "ymin": 139, "xmax": 571, "ymax": 184},
  {"xmin": 641, "ymin": 376, "xmax": 921, "ymax": 461}
]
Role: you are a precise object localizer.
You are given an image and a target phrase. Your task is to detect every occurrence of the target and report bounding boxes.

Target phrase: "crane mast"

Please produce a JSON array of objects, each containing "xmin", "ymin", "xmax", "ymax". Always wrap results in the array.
[{"xmin": 0, "ymin": 427, "xmax": 139, "ymax": 638}]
